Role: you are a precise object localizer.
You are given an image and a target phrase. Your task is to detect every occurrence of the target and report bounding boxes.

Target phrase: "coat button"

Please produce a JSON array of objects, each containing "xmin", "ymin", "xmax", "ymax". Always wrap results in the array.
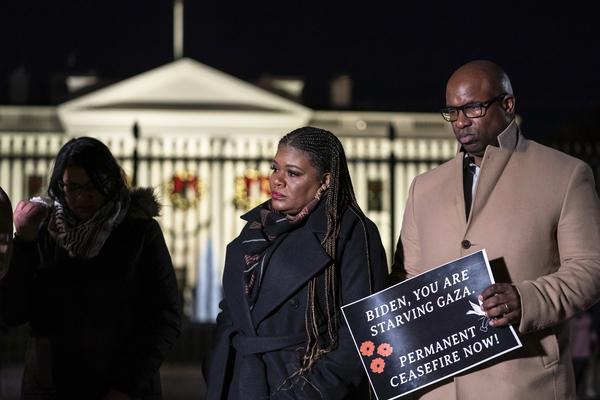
[
  {"xmin": 289, "ymin": 299, "xmax": 299, "ymax": 308},
  {"xmin": 461, "ymin": 240, "xmax": 471, "ymax": 249}
]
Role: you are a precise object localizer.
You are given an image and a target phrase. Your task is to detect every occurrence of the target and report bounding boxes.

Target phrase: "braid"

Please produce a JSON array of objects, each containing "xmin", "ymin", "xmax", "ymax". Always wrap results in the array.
[{"xmin": 278, "ymin": 127, "xmax": 374, "ymax": 384}]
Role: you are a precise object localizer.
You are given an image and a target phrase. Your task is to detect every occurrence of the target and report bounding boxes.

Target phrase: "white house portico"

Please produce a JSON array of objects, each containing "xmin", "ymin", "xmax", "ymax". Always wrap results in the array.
[{"xmin": 58, "ymin": 57, "xmax": 313, "ymax": 137}]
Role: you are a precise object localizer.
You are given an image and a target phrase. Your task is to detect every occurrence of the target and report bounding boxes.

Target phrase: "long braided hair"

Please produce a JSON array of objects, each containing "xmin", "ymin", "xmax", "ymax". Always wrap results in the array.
[{"xmin": 279, "ymin": 127, "xmax": 373, "ymax": 382}]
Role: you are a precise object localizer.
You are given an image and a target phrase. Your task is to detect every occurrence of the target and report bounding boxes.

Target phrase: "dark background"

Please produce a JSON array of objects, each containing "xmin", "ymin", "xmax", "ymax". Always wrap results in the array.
[{"xmin": 1, "ymin": 1, "xmax": 599, "ymax": 142}]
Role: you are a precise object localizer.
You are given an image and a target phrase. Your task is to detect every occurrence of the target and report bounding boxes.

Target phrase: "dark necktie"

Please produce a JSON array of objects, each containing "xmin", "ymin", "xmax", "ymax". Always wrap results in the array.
[{"xmin": 463, "ymin": 164, "xmax": 476, "ymax": 220}]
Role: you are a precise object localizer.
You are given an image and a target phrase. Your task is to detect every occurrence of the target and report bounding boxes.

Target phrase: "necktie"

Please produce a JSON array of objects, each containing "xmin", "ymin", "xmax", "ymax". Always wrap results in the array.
[{"xmin": 463, "ymin": 164, "xmax": 476, "ymax": 220}]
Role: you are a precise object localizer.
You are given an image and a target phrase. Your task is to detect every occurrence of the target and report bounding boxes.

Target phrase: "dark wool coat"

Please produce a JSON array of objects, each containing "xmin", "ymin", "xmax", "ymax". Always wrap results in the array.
[
  {"xmin": 203, "ymin": 201, "xmax": 389, "ymax": 400},
  {"xmin": 0, "ymin": 188, "xmax": 181, "ymax": 400}
]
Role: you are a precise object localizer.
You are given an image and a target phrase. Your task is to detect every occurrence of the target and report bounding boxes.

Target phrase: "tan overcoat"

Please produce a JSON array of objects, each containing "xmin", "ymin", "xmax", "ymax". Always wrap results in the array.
[{"xmin": 392, "ymin": 120, "xmax": 600, "ymax": 400}]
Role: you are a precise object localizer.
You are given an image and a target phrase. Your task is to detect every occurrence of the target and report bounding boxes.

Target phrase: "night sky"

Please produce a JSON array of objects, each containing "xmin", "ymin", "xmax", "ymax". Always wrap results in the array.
[{"xmin": 2, "ymin": 1, "xmax": 599, "ymax": 142}]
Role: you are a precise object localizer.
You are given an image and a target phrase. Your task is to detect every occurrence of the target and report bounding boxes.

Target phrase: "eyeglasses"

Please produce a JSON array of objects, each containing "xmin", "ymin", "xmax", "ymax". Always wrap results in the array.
[
  {"xmin": 440, "ymin": 94, "xmax": 508, "ymax": 122},
  {"xmin": 59, "ymin": 181, "xmax": 99, "ymax": 198}
]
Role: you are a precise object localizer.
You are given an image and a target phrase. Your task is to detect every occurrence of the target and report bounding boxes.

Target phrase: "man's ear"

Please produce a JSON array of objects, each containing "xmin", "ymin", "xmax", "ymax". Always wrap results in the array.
[
  {"xmin": 321, "ymin": 173, "xmax": 331, "ymax": 189},
  {"xmin": 503, "ymin": 94, "xmax": 516, "ymax": 116}
]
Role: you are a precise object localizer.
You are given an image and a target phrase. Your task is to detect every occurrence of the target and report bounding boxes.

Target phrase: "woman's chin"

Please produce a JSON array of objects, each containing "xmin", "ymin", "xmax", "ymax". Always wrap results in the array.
[
  {"xmin": 271, "ymin": 199, "xmax": 284, "ymax": 210},
  {"xmin": 73, "ymin": 209, "xmax": 96, "ymax": 222},
  {"xmin": 75, "ymin": 215, "xmax": 92, "ymax": 222}
]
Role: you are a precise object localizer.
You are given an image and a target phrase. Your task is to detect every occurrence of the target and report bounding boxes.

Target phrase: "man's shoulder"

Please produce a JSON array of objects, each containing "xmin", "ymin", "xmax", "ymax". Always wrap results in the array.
[
  {"xmin": 408, "ymin": 138, "xmax": 590, "ymax": 188},
  {"xmin": 402, "ymin": 156, "xmax": 461, "ymax": 202},
  {"xmin": 413, "ymin": 155, "xmax": 460, "ymax": 183},
  {"xmin": 519, "ymin": 139, "xmax": 588, "ymax": 169}
]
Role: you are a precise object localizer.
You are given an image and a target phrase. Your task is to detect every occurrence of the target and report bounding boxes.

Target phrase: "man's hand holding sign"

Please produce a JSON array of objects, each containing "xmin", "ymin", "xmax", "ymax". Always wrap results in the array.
[{"xmin": 479, "ymin": 283, "xmax": 521, "ymax": 327}]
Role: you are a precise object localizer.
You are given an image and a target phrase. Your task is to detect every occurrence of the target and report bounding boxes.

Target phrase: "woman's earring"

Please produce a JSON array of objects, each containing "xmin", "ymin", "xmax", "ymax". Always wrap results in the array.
[{"xmin": 315, "ymin": 187, "xmax": 324, "ymax": 200}]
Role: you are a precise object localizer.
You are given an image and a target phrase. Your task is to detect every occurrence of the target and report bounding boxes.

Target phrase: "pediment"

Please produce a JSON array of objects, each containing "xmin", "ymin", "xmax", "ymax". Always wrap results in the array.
[{"xmin": 57, "ymin": 58, "xmax": 312, "ymax": 135}]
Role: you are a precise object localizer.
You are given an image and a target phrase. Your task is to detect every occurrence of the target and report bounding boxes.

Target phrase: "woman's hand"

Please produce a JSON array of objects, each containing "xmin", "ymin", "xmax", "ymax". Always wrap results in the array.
[
  {"xmin": 101, "ymin": 389, "xmax": 131, "ymax": 400},
  {"xmin": 13, "ymin": 200, "xmax": 48, "ymax": 242}
]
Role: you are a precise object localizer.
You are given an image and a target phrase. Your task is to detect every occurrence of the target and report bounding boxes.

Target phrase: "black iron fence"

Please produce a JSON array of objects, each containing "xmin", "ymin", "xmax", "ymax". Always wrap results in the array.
[{"xmin": 3, "ymin": 134, "xmax": 600, "ymax": 367}]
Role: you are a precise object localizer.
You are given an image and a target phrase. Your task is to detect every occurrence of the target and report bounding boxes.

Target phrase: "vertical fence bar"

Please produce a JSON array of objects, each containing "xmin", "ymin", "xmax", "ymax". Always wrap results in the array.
[{"xmin": 388, "ymin": 123, "xmax": 397, "ymax": 259}]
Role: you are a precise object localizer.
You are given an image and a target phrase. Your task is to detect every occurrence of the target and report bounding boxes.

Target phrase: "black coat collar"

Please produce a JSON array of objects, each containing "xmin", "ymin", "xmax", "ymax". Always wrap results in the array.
[
  {"xmin": 241, "ymin": 198, "xmax": 329, "ymax": 234},
  {"xmin": 234, "ymin": 199, "xmax": 332, "ymax": 329}
]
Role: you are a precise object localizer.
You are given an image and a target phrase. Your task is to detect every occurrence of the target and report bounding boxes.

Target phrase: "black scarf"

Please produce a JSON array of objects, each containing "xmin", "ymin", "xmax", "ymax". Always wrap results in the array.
[{"xmin": 241, "ymin": 193, "xmax": 324, "ymax": 308}]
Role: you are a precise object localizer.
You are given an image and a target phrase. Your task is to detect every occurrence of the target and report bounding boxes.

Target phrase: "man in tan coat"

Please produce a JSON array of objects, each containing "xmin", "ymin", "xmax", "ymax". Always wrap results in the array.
[{"xmin": 391, "ymin": 60, "xmax": 600, "ymax": 399}]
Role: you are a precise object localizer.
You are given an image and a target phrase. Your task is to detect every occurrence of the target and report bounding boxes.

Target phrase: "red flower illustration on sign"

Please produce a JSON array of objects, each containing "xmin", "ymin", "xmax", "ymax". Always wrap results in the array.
[
  {"xmin": 370, "ymin": 358, "xmax": 385, "ymax": 374},
  {"xmin": 360, "ymin": 341, "xmax": 375, "ymax": 357},
  {"xmin": 377, "ymin": 343, "xmax": 393, "ymax": 357}
]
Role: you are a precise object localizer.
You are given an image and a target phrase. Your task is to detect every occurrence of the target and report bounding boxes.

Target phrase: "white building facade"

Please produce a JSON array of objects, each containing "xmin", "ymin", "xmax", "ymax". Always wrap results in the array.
[{"xmin": 0, "ymin": 58, "xmax": 456, "ymax": 322}]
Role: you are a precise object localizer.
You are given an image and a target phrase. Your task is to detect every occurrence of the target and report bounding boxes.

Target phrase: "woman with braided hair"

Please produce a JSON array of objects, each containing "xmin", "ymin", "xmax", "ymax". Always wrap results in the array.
[{"xmin": 204, "ymin": 127, "xmax": 389, "ymax": 399}]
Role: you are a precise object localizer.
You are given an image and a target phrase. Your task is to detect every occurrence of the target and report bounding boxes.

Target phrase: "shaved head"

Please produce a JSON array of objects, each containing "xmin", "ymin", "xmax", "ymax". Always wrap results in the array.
[
  {"xmin": 445, "ymin": 61, "xmax": 516, "ymax": 166},
  {"xmin": 448, "ymin": 60, "xmax": 513, "ymax": 101}
]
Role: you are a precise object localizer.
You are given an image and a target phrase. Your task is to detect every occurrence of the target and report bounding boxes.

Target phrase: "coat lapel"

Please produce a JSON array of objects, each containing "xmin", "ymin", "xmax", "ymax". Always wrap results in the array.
[
  {"xmin": 222, "ymin": 238, "xmax": 258, "ymax": 335},
  {"xmin": 221, "ymin": 205, "xmax": 268, "ymax": 335},
  {"xmin": 469, "ymin": 120, "xmax": 520, "ymax": 224},
  {"xmin": 451, "ymin": 153, "xmax": 469, "ymax": 224},
  {"xmin": 470, "ymin": 148, "xmax": 512, "ymax": 220},
  {"xmin": 250, "ymin": 207, "xmax": 331, "ymax": 328}
]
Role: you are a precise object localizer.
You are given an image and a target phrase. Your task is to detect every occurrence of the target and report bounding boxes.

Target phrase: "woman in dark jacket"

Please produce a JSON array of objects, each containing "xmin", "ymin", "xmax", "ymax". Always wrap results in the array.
[
  {"xmin": 203, "ymin": 127, "xmax": 389, "ymax": 399},
  {"xmin": 1, "ymin": 137, "xmax": 181, "ymax": 400}
]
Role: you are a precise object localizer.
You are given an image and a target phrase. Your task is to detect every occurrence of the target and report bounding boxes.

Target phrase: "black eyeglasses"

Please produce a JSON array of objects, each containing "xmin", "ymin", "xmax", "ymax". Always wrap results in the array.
[
  {"xmin": 440, "ymin": 93, "xmax": 508, "ymax": 122},
  {"xmin": 59, "ymin": 181, "xmax": 98, "ymax": 198}
]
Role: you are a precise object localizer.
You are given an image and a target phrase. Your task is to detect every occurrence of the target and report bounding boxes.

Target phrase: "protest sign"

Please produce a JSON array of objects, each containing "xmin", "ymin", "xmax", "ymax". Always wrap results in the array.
[{"xmin": 341, "ymin": 250, "xmax": 522, "ymax": 399}]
